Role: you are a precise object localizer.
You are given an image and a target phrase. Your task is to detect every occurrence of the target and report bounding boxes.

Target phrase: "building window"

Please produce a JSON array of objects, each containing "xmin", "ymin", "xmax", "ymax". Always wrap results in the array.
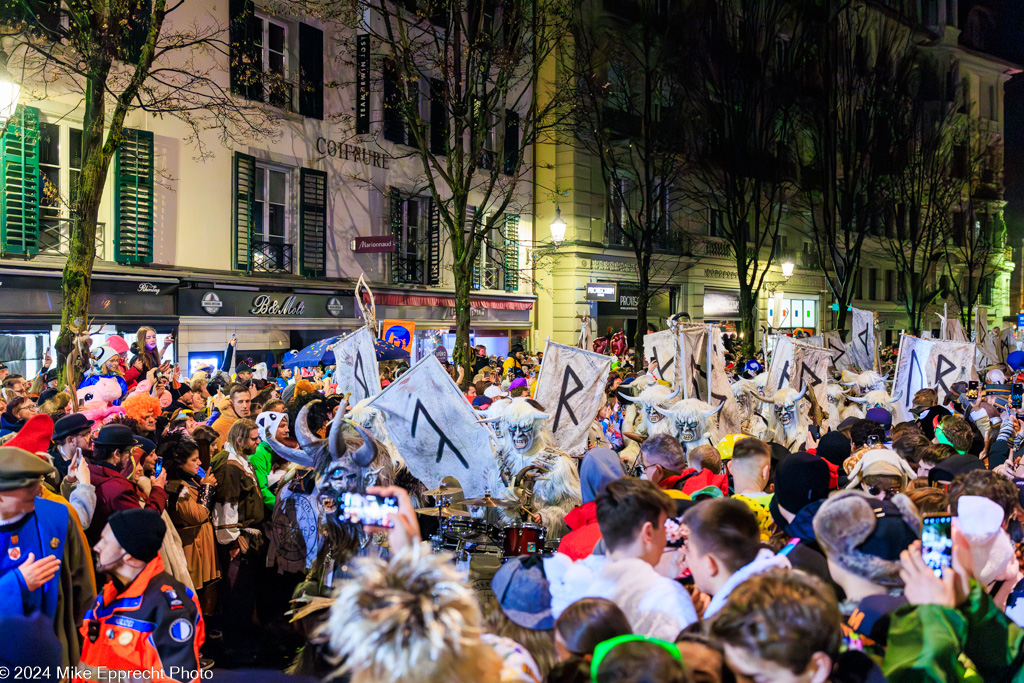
[
  {"xmin": 252, "ymin": 163, "xmax": 293, "ymax": 273},
  {"xmin": 868, "ymin": 268, "xmax": 878, "ymax": 301},
  {"xmin": 390, "ymin": 190, "xmax": 428, "ymax": 285},
  {"xmin": 38, "ymin": 121, "xmax": 84, "ymax": 255},
  {"xmin": 255, "ymin": 13, "xmax": 290, "ymax": 108}
]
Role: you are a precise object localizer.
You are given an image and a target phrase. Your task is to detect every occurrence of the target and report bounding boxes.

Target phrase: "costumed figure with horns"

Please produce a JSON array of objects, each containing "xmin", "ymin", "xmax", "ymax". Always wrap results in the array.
[
  {"xmin": 480, "ymin": 398, "xmax": 581, "ymax": 538},
  {"xmin": 653, "ymin": 398, "xmax": 723, "ymax": 453},
  {"xmin": 752, "ymin": 385, "xmax": 810, "ymax": 451}
]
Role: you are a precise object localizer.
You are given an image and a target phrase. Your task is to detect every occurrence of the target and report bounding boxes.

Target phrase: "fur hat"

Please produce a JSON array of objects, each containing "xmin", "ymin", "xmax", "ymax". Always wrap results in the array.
[
  {"xmin": 845, "ymin": 448, "xmax": 917, "ymax": 490},
  {"xmin": 812, "ymin": 491, "xmax": 921, "ymax": 587}
]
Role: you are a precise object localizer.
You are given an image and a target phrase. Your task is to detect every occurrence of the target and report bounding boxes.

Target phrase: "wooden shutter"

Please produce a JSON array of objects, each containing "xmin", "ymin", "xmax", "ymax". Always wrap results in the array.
[
  {"xmin": 429, "ymin": 79, "xmax": 446, "ymax": 155},
  {"xmin": 503, "ymin": 109, "xmax": 519, "ymax": 175},
  {"xmin": 298, "ymin": 23, "xmax": 324, "ymax": 120},
  {"xmin": 0, "ymin": 105, "xmax": 40, "ymax": 257},
  {"xmin": 299, "ymin": 168, "xmax": 327, "ymax": 277},
  {"xmin": 232, "ymin": 152, "xmax": 256, "ymax": 270},
  {"xmin": 503, "ymin": 213, "xmax": 518, "ymax": 292},
  {"xmin": 113, "ymin": 128, "xmax": 155, "ymax": 264},
  {"xmin": 229, "ymin": 0, "xmax": 262, "ymax": 101},
  {"xmin": 389, "ymin": 187, "xmax": 402, "ymax": 284},
  {"xmin": 428, "ymin": 197, "xmax": 441, "ymax": 285}
]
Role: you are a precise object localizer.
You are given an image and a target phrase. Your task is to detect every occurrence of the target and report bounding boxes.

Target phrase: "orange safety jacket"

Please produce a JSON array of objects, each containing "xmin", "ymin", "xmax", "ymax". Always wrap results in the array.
[{"xmin": 76, "ymin": 555, "xmax": 204, "ymax": 682}]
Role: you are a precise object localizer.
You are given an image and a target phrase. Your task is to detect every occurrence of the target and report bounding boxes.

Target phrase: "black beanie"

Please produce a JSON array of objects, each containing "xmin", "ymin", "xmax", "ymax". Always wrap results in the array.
[
  {"xmin": 817, "ymin": 431, "xmax": 852, "ymax": 469},
  {"xmin": 773, "ymin": 451, "xmax": 832, "ymax": 515},
  {"xmin": 108, "ymin": 509, "xmax": 165, "ymax": 562}
]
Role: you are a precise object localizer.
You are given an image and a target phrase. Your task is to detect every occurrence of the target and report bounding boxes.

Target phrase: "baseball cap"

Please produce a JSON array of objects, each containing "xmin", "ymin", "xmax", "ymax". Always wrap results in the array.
[
  {"xmin": 484, "ymin": 385, "xmax": 508, "ymax": 399},
  {"xmin": 509, "ymin": 378, "xmax": 529, "ymax": 391},
  {"xmin": 472, "ymin": 396, "xmax": 493, "ymax": 409},
  {"xmin": 490, "ymin": 556, "xmax": 553, "ymax": 630}
]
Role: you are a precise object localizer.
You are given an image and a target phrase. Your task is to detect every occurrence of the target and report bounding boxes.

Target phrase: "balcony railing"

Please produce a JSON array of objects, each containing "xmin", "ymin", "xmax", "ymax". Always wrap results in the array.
[
  {"xmin": 38, "ymin": 218, "xmax": 105, "ymax": 260},
  {"xmin": 392, "ymin": 255, "xmax": 425, "ymax": 285},
  {"xmin": 251, "ymin": 240, "xmax": 294, "ymax": 274}
]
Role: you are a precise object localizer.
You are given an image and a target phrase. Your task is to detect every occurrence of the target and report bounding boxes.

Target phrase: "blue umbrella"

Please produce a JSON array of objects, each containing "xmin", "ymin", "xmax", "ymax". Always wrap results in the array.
[{"xmin": 283, "ymin": 335, "xmax": 344, "ymax": 369}]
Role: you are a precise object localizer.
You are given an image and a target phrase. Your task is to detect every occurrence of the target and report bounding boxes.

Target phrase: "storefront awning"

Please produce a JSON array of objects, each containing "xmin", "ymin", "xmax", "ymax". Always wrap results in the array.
[{"xmin": 366, "ymin": 292, "xmax": 534, "ymax": 311}]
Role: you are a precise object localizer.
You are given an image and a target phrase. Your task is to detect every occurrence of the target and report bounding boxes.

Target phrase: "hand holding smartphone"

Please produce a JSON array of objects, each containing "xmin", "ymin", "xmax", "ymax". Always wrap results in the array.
[
  {"xmin": 921, "ymin": 513, "xmax": 953, "ymax": 578},
  {"xmin": 340, "ymin": 492, "xmax": 399, "ymax": 528}
]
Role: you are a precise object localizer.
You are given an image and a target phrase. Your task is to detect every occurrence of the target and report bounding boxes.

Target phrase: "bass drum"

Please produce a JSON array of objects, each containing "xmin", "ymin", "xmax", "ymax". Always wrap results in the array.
[{"xmin": 501, "ymin": 522, "xmax": 546, "ymax": 560}]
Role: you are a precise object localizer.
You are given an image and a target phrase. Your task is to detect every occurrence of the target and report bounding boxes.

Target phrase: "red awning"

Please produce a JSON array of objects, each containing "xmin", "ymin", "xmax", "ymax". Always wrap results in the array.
[{"xmin": 366, "ymin": 291, "xmax": 533, "ymax": 310}]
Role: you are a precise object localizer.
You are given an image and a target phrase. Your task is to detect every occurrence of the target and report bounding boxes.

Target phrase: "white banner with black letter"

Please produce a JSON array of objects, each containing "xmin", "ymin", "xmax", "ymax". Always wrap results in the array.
[
  {"xmin": 766, "ymin": 335, "xmax": 796, "ymax": 397},
  {"xmin": 368, "ymin": 356, "xmax": 495, "ymax": 497},
  {"xmin": 330, "ymin": 326, "xmax": 381, "ymax": 404},
  {"xmin": 850, "ymin": 307, "xmax": 878, "ymax": 372},
  {"xmin": 823, "ymin": 330, "xmax": 853, "ymax": 374},
  {"xmin": 643, "ymin": 329, "xmax": 681, "ymax": 387},
  {"xmin": 893, "ymin": 335, "xmax": 977, "ymax": 423},
  {"xmin": 792, "ymin": 342, "xmax": 833, "ymax": 424},
  {"xmin": 533, "ymin": 341, "xmax": 613, "ymax": 456}
]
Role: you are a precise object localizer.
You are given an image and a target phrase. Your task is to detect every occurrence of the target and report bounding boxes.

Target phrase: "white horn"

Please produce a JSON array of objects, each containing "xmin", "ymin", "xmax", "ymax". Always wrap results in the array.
[
  {"xmin": 703, "ymin": 403, "xmax": 724, "ymax": 419},
  {"xmin": 847, "ymin": 395, "xmax": 868, "ymax": 404},
  {"xmin": 890, "ymin": 389, "xmax": 903, "ymax": 403},
  {"xmin": 750, "ymin": 392, "xmax": 774, "ymax": 403},
  {"xmin": 793, "ymin": 384, "xmax": 808, "ymax": 402},
  {"xmin": 666, "ymin": 387, "xmax": 681, "ymax": 401}
]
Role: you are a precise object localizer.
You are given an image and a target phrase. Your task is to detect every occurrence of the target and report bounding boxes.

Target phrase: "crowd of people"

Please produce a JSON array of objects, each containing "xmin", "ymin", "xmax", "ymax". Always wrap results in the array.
[{"xmin": 0, "ymin": 324, "xmax": 1023, "ymax": 683}]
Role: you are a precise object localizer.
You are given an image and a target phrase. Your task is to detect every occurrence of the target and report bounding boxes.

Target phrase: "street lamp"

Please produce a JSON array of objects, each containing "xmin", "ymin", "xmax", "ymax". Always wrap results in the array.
[
  {"xmin": 781, "ymin": 260, "xmax": 795, "ymax": 279},
  {"xmin": 550, "ymin": 205, "xmax": 566, "ymax": 245},
  {"xmin": 0, "ymin": 50, "xmax": 21, "ymax": 132}
]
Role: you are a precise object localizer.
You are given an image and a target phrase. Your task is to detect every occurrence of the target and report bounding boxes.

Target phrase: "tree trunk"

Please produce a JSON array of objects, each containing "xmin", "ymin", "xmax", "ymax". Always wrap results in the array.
[
  {"xmin": 738, "ymin": 285, "xmax": 756, "ymax": 359},
  {"xmin": 58, "ymin": 68, "xmax": 109, "ymax": 359},
  {"xmin": 451, "ymin": 257, "xmax": 473, "ymax": 389}
]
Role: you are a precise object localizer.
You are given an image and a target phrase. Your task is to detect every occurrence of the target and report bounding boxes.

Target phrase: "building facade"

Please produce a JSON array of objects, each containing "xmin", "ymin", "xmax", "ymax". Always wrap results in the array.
[
  {"xmin": 0, "ymin": 0, "xmax": 535, "ymax": 376},
  {"xmin": 533, "ymin": 0, "xmax": 1018, "ymax": 353}
]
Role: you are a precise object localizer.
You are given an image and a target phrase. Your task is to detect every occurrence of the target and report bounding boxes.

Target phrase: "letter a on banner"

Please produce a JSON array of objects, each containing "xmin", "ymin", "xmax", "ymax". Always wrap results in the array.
[
  {"xmin": 369, "ymin": 356, "xmax": 495, "ymax": 497},
  {"xmin": 331, "ymin": 326, "xmax": 382, "ymax": 404},
  {"xmin": 533, "ymin": 341, "xmax": 613, "ymax": 456}
]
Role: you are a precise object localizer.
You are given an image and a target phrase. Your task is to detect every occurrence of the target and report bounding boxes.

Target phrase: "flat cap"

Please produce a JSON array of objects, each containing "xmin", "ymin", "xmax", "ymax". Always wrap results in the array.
[{"xmin": 0, "ymin": 447, "xmax": 56, "ymax": 491}]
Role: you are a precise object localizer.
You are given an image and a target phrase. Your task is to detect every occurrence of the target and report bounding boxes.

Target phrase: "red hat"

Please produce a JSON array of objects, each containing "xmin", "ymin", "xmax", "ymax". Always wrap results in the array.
[
  {"xmin": 7, "ymin": 414, "xmax": 56, "ymax": 459},
  {"xmin": 106, "ymin": 335, "xmax": 130, "ymax": 355}
]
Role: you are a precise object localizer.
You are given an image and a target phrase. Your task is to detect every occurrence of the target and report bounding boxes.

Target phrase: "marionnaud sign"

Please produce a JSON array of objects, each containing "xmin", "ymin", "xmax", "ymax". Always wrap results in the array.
[{"xmin": 351, "ymin": 236, "xmax": 397, "ymax": 253}]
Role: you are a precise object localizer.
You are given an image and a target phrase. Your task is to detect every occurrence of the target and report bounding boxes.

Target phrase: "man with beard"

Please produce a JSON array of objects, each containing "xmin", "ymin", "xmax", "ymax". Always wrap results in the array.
[
  {"xmin": 0, "ymin": 447, "xmax": 95, "ymax": 668},
  {"xmin": 87, "ymin": 425, "xmax": 167, "ymax": 547},
  {"xmin": 212, "ymin": 384, "xmax": 252, "ymax": 451},
  {"xmin": 78, "ymin": 508, "xmax": 203, "ymax": 682},
  {"xmin": 210, "ymin": 418, "xmax": 262, "ymax": 662}
]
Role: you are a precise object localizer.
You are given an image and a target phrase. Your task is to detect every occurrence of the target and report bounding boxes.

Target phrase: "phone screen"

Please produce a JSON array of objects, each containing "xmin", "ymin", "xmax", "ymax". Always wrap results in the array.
[
  {"xmin": 1013, "ymin": 383, "xmax": 1023, "ymax": 410},
  {"xmin": 154, "ymin": 457, "xmax": 163, "ymax": 477},
  {"xmin": 967, "ymin": 381, "xmax": 979, "ymax": 400},
  {"xmin": 340, "ymin": 493, "xmax": 398, "ymax": 527},
  {"xmin": 921, "ymin": 514, "xmax": 953, "ymax": 577}
]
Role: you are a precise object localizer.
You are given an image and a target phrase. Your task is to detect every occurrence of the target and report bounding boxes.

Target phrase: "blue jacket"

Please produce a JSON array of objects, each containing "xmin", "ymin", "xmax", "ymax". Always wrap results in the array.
[
  {"xmin": 0, "ymin": 497, "xmax": 68, "ymax": 620},
  {"xmin": 0, "ymin": 413, "xmax": 24, "ymax": 438}
]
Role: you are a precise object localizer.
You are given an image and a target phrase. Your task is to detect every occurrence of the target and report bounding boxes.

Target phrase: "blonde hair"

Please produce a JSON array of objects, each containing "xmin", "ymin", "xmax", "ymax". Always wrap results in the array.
[
  {"xmin": 39, "ymin": 392, "xmax": 71, "ymax": 417},
  {"xmin": 321, "ymin": 545, "xmax": 496, "ymax": 683}
]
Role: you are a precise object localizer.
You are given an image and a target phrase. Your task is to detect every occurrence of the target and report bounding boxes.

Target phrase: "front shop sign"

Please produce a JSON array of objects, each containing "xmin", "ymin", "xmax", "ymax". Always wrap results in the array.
[
  {"xmin": 250, "ymin": 295, "xmax": 306, "ymax": 316},
  {"xmin": 327, "ymin": 297, "xmax": 346, "ymax": 317},
  {"xmin": 585, "ymin": 282, "xmax": 617, "ymax": 303},
  {"xmin": 201, "ymin": 292, "xmax": 223, "ymax": 315},
  {"xmin": 351, "ymin": 236, "xmax": 397, "ymax": 253}
]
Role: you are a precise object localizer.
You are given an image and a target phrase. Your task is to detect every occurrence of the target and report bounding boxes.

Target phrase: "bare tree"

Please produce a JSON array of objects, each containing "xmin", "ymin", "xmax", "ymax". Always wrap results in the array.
[
  {"xmin": 305, "ymin": 0, "xmax": 564, "ymax": 385},
  {"xmin": 556, "ymin": 0, "xmax": 698, "ymax": 359},
  {"xmin": 798, "ymin": 3, "xmax": 917, "ymax": 335},
  {"xmin": 877, "ymin": 51, "xmax": 966, "ymax": 336},
  {"xmin": 681, "ymin": 0, "xmax": 804, "ymax": 358},
  {"xmin": 0, "ymin": 0, "xmax": 277, "ymax": 359},
  {"xmin": 941, "ymin": 118, "xmax": 1007, "ymax": 337}
]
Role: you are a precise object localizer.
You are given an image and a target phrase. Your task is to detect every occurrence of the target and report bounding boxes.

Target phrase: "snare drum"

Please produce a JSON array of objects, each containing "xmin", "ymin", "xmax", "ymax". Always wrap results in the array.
[
  {"xmin": 501, "ymin": 522, "xmax": 546, "ymax": 559},
  {"xmin": 438, "ymin": 518, "xmax": 501, "ymax": 552}
]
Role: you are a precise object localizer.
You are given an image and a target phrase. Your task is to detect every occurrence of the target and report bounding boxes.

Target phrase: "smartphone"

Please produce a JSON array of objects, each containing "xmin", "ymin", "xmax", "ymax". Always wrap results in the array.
[
  {"xmin": 339, "ymin": 492, "xmax": 399, "ymax": 527},
  {"xmin": 808, "ymin": 425, "xmax": 821, "ymax": 441},
  {"xmin": 921, "ymin": 513, "xmax": 953, "ymax": 578},
  {"xmin": 154, "ymin": 457, "xmax": 163, "ymax": 478},
  {"xmin": 967, "ymin": 381, "xmax": 979, "ymax": 400},
  {"xmin": 1013, "ymin": 383, "xmax": 1023, "ymax": 410}
]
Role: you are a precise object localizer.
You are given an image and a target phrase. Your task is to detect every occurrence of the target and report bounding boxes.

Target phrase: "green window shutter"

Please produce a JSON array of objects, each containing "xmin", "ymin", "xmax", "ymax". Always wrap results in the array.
[
  {"xmin": 389, "ymin": 187, "xmax": 402, "ymax": 285},
  {"xmin": 0, "ymin": 105, "xmax": 40, "ymax": 257},
  {"xmin": 468, "ymin": 206, "xmax": 481, "ymax": 290},
  {"xmin": 428, "ymin": 197, "xmax": 441, "ymax": 285},
  {"xmin": 503, "ymin": 213, "xmax": 518, "ymax": 292},
  {"xmin": 113, "ymin": 128, "xmax": 155, "ymax": 264},
  {"xmin": 232, "ymin": 152, "xmax": 256, "ymax": 271},
  {"xmin": 229, "ymin": 0, "xmax": 262, "ymax": 101},
  {"xmin": 299, "ymin": 168, "xmax": 327, "ymax": 277}
]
